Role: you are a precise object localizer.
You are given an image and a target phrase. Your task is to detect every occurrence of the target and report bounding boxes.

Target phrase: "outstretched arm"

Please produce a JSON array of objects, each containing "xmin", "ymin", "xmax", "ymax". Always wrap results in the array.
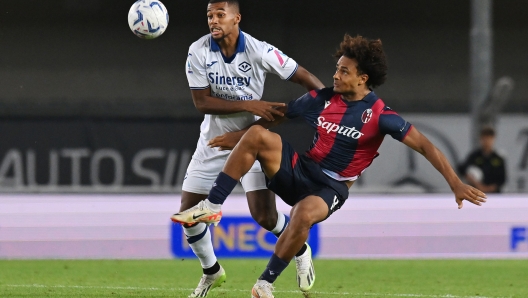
[
  {"xmin": 191, "ymin": 88, "xmax": 286, "ymax": 121},
  {"xmin": 209, "ymin": 86, "xmax": 322, "ymax": 150},
  {"xmin": 191, "ymin": 66, "xmax": 321, "ymax": 121},
  {"xmin": 289, "ymin": 65, "xmax": 325, "ymax": 91},
  {"xmin": 402, "ymin": 127, "xmax": 487, "ymax": 209}
]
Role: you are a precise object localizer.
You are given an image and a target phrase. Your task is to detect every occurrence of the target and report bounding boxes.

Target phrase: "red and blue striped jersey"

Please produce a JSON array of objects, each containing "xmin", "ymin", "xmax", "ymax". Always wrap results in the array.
[{"xmin": 285, "ymin": 87, "xmax": 413, "ymax": 180}]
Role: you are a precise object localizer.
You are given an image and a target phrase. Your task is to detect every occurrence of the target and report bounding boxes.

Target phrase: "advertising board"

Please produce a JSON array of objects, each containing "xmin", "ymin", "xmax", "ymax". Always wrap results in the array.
[
  {"xmin": 1, "ymin": 194, "xmax": 526, "ymax": 259},
  {"xmin": 0, "ymin": 115, "xmax": 526, "ymax": 193}
]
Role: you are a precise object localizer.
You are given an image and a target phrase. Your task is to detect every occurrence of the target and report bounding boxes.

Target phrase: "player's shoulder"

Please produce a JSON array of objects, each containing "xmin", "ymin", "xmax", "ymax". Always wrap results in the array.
[
  {"xmin": 366, "ymin": 92, "xmax": 384, "ymax": 105},
  {"xmin": 373, "ymin": 96, "xmax": 395, "ymax": 113},
  {"xmin": 313, "ymin": 87, "xmax": 336, "ymax": 100},
  {"xmin": 493, "ymin": 149, "xmax": 507, "ymax": 161},
  {"xmin": 241, "ymin": 31, "xmax": 269, "ymax": 54},
  {"xmin": 188, "ymin": 34, "xmax": 211, "ymax": 52}
]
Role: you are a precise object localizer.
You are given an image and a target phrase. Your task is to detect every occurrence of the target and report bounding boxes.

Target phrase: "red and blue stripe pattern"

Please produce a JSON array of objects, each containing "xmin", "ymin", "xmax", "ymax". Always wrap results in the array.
[{"xmin": 286, "ymin": 88, "xmax": 412, "ymax": 179}]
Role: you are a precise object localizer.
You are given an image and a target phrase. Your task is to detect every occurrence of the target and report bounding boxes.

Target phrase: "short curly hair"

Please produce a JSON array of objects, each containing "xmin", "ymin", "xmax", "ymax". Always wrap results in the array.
[
  {"xmin": 208, "ymin": 0, "xmax": 240, "ymax": 12},
  {"xmin": 334, "ymin": 34, "xmax": 388, "ymax": 88}
]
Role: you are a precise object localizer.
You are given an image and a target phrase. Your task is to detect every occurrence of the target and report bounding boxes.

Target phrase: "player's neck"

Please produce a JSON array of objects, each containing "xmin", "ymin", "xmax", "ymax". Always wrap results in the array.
[
  {"xmin": 217, "ymin": 30, "xmax": 240, "ymax": 58},
  {"xmin": 482, "ymin": 147, "xmax": 493, "ymax": 156},
  {"xmin": 340, "ymin": 89, "xmax": 371, "ymax": 102}
]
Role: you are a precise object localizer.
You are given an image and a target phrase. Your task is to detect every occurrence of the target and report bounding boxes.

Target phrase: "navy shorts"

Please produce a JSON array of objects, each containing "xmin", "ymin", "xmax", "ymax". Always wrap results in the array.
[{"xmin": 266, "ymin": 139, "xmax": 349, "ymax": 218}]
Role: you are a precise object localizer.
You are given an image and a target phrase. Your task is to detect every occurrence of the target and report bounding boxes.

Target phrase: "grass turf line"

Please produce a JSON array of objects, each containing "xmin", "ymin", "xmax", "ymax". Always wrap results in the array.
[{"xmin": 0, "ymin": 259, "xmax": 526, "ymax": 297}]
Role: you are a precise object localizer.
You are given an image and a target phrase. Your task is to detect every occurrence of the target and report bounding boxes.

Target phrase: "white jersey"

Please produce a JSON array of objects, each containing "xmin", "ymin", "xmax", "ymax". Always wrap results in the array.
[{"xmin": 186, "ymin": 30, "xmax": 299, "ymax": 161}]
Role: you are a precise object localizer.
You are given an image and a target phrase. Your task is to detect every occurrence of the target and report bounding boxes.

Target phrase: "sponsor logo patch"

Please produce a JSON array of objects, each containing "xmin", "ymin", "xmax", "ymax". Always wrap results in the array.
[
  {"xmin": 273, "ymin": 49, "xmax": 289, "ymax": 68},
  {"xmin": 206, "ymin": 61, "xmax": 218, "ymax": 68},
  {"xmin": 317, "ymin": 116, "xmax": 364, "ymax": 139},
  {"xmin": 187, "ymin": 60, "xmax": 193, "ymax": 74}
]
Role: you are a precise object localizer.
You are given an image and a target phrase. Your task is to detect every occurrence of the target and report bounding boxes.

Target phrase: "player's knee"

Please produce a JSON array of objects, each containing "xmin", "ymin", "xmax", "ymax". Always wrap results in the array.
[
  {"xmin": 244, "ymin": 125, "xmax": 268, "ymax": 144},
  {"xmin": 290, "ymin": 202, "xmax": 326, "ymax": 229},
  {"xmin": 247, "ymin": 125, "xmax": 267, "ymax": 134},
  {"xmin": 289, "ymin": 212, "xmax": 315, "ymax": 231}
]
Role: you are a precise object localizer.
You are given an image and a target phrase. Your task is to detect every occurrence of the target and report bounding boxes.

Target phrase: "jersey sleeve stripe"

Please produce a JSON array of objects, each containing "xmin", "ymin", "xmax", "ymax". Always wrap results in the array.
[
  {"xmin": 401, "ymin": 124, "xmax": 414, "ymax": 141},
  {"xmin": 285, "ymin": 64, "xmax": 299, "ymax": 81}
]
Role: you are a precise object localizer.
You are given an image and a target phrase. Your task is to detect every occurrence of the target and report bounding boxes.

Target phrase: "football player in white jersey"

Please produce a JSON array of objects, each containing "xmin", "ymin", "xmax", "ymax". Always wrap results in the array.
[{"xmin": 174, "ymin": 0, "xmax": 324, "ymax": 297}]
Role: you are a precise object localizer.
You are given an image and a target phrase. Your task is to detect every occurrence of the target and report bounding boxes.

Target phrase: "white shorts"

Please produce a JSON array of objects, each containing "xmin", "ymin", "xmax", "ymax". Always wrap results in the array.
[{"xmin": 182, "ymin": 156, "xmax": 267, "ymax": 195}]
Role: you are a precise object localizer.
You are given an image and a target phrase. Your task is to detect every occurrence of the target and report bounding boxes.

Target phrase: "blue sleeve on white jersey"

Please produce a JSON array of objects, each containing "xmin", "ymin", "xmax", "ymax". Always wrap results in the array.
[
  {"xmin": 378, "ymin": 106, "xmax": 413, "ymax": 141},
  {"xmin": 286, "ymin": 90, "xmax": 322, "ymax": 119}
]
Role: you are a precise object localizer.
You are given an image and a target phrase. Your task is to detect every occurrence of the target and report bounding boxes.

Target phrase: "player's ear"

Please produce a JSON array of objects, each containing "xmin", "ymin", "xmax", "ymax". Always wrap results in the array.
[
  {"xmin": 360, "ymin": 74, "xmax": 369, "ymax": 85},
  {"xmin": 235, "ymin": 13, "xmax": 241, "ymax": 25}
]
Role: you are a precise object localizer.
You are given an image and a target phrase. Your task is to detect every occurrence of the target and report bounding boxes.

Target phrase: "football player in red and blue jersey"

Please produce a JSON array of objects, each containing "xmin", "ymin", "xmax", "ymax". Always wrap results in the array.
[{"xmin": 172, "ymin": 34, "xmax": 487, "ymax": 298}]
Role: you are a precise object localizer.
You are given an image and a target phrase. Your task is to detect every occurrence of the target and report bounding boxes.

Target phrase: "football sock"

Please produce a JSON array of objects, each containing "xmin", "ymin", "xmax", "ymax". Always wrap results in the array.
[
  {"xmin": 204, "ymin": 199, "xmax": 222, "ymax": 213},
  {"xmin": 203, "ymin": 261, "xmax": 221, "ymax": 275},
  {"xmin": 270, "ymin": 212, "xmax": 289, "ymax": 237},
  {"xmin": 183, "ymin": 223, "xmax": 217, "ymax": 269},
  {"xmin": 269, "ymin": 214, "xmax": 306, "ymax": 256},
  {"xmin": 259, "ymin": 254, "xmax": 289, "ymax": 284},
  {"xmin": 207, "ymin": 172, "xmax": 238, "ymax": 206},
  {"xmin": 295, "ymin": 244, "xmax": 307, "ymax": 257}
]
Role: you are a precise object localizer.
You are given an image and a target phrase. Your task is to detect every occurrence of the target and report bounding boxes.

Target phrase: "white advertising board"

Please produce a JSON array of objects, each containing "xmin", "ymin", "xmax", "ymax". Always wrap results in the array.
[{"xmin": 1, "ymin": 194, "xmax": 527, "ymax": 259}]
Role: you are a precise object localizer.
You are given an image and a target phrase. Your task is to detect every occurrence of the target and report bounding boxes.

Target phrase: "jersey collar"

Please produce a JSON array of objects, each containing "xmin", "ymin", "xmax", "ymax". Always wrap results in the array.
[
  {"xmin": 339, "ymin": 90, "xmax": 377, "ymax": 105},
  {"xmin": 362, "ymin": 91, "xmax": 377, "ymax": 102},
  {"xmin": 210, "ymin": 29, "xmax": 246, "ymax": 63}
]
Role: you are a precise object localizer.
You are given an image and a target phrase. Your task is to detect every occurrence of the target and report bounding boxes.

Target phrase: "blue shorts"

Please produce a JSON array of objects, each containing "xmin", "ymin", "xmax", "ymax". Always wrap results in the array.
[{"xmin": 266, "ymin": 139, "xmax": 349, "ymax": 218}]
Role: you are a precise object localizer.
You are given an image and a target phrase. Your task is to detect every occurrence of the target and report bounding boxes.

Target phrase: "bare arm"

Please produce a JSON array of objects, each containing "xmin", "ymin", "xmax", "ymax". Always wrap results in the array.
[
  {"xmin": 191, "ymin": 88, "xmax": 285, "ymax": 121},
  {"xmin": 208, "ymin": 106, "xmax": 288, "ymax": 150},
  {"xmin": 402, "ymin": 127, "xmax": 487, "ymax": 209},
  {"xmin": 191, "ymin": 65, "xmax": 321, "ymax": 120},
  {"xmin": 288, "ymin": 65, "xmax": 325, "ymax": 91},
  {"xmin": 207, "ymin": 65, "xmax": 322, "ymax": 149}
]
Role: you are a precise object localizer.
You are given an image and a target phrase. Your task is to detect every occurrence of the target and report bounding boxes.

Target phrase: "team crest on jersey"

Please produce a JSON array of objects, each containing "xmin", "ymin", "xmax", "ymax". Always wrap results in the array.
[
  {"xmin": 361, "ymin": 109, "xmax": 373, "ymax": 123},
  {"xmin": 238, "ymin": 61, "xmax": 252, "ymax": 72}
]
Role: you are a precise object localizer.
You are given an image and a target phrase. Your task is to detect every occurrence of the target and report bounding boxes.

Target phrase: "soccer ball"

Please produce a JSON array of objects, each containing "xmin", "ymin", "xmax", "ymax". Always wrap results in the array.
[
  {"xmin": 128, "ymin": 0, "xmax": 169, "ymax": 39},
  {"xmin": 466, "ymin": 165, "xmax": 483, "ymax": 183}
]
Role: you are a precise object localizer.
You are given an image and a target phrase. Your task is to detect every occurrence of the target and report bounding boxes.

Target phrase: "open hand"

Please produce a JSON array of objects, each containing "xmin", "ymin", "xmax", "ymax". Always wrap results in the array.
[
  {"xmin": 208, "ymin": 131, "xmax": 245, "ymax": 151},
  {"xmin": 244, "ymin": 100, "xmax": 285, "ymax": 121},
  {"xmin": 453, "ymin": 182, "xmax": 487, "ymax": 209}
]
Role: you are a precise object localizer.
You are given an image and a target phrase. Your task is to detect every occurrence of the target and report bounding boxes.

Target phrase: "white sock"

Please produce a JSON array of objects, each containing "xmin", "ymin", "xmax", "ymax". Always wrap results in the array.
[
  {"xmin": 205, "ymin": 198, "xmax": 222, "ymax": 212},
  {"xmin": 270, "ymin": 211, "xmax": 287, "ymax": 236},
  {"xmin": 183, "ymin": 223, "xmax": 217, "ymax": 269}
]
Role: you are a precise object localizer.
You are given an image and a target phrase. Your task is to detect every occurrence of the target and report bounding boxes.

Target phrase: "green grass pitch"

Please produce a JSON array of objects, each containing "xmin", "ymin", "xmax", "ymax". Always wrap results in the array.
[{"xmin": 0, "ymin": 259, "xmax": 527, "ymax": 297}]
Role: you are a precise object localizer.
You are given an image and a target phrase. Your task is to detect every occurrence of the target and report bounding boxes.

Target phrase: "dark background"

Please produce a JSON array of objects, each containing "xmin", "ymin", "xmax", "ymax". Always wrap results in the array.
[{"xmin": 1, "ymin": 0, "xmax": 527, "ymax": 118}]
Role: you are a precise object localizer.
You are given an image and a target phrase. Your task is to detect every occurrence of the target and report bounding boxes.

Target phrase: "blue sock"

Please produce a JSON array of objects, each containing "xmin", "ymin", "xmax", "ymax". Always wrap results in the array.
[
  {"xmin": 207, "ymin": 172, "xmax": 238, "ymax": 205},
  {"xmin": 259, "ymin": 254, "xmax": 289, "ymax": 283}
]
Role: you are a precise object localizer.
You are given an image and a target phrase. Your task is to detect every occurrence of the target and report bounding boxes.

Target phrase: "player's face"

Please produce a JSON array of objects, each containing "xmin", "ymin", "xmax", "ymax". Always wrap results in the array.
[
  {"xmin": 480, "ymin": 135, "xmax": 495, "ymax": 153},
  {"xmin": 207, "ymin": 2, "xmax": 241, "ymax": 41},
  {"xmin": 333, "ymin": 56, "xmax": 368, "ymax": 96}
]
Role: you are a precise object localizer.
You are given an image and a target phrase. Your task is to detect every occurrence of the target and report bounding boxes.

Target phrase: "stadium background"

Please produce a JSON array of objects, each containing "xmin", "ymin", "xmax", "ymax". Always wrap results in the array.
[
  {"xmin": 2, "ymin": 0, "xmax": 528, "ymax": 117},
  {"xmin": 1, "ymin": 0, "xmax": 528, "ymax": 278}
]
